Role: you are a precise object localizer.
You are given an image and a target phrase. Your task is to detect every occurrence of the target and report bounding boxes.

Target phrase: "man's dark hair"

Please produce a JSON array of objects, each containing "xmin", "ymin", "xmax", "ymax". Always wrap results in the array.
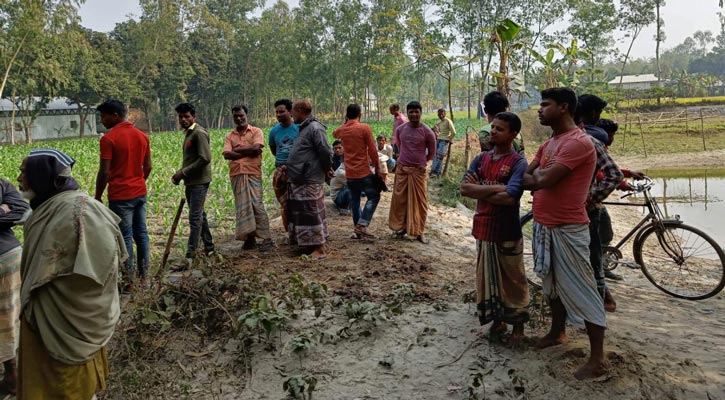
[
  {"xmin": 232, "ymin": 104, "xmax": 249, "ymax": 114},
  {"xmin": 578, "ymin": 94, "xmax": 608, "ymax": 115},
  {"xmin": 406, "ymin": 101, "xmax": 422, "ymax": 111},
  {"xmin": 596, "ymin": 118, "xmax": 619, "ymax": 134},
  {"xmin": 377, "ymin": 135, "xmax": 386, "ymax": 141},
  {"xmin": 346, "ymin": 103, "xmax": 362, "ymax": 120},
  {"xmin": 390, "ymin": 103, "xmax": 400, "ymax": 111},
  {"xmin": 96, "ymin": 100, "xmax": 127, "ymax": 119},
  {"xmin": 332, "ymin": 140, "xmax": 342, "ymax": 147},
  {"xmin": 175, "ymin": 103, "xmax": 196, "ymax": 116},
  {"xmin": 483, "ymin": 91, "xmax": 509, "ymax": 116},
  {"xmin": 540, "ymin": 88, "xmax": 577, "ymax": 116},
  {"xmin": 494, "ymin": 112, "xmax": 522, "ymax": 133},
  {"xmin": 274, "ymin": 98, "xmax": 293, "ymax": 111}
]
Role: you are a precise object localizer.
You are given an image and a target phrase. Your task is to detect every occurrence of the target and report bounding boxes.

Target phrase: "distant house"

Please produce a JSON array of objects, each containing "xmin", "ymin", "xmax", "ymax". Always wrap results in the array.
[
  {"xmin": 0, "ymin": 97, "xmax": 97, "ymax": 143},
  {"xmin": 608, "ymin": 74, "xmax": 662, "ymax": 90}
]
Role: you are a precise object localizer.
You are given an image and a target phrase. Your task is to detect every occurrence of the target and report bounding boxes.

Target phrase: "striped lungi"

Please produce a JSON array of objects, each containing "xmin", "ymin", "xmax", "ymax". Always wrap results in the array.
[
  {"xmin": 388, "ymin": 165, "xmax": 428, "ymax": 236},
  {"xmin": 231, "ymin": 174, "xmax": 271, "ymax": 241},
  {"xmin": 273, "ymin": 167, "xmax": 289, "ymax": 232},
  {"xmin": 476, "ymin": 240, "xmax": 529, "ymax": 326},
  {"xmin": 0, "ymin": 246, "xmax": 21, "ymax": 363},
  {"xmin": 287, "ymin": 183, "xmax": 328, "ymax": 246},
  {"xmin": 533, "ymin": 222, "xmax": 606, "ymax": 328}
]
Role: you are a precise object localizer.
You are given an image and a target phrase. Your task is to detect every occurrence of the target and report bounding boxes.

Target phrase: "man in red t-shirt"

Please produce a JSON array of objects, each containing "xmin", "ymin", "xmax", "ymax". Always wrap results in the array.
[
  {"xmin": 523, "ymin": 88, "xmax": 607, "ymax": 380},
  {"xmin": 94, "ymin": 100, "xmax": 152, "ymax": 291}
]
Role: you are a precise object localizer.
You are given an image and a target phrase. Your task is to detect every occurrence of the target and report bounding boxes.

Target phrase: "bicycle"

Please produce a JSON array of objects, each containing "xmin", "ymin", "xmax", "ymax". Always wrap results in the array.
[{"xmin": 520, "ymin": 176, "xmax": 725, "ymax": 300}]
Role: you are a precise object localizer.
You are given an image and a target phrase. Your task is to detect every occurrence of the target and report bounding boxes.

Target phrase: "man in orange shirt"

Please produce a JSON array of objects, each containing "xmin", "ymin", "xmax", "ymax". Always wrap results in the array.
[
  {"xmin": 94, "ymin": 100, "xmax": 152, "ymax": 291},
  {"xmin": 333, "ymin": 104, "xmax": 382, "ymax": 238},
  {"xmin": 223, "ymin": 105, "xmax": 274, "ymax": 252}
]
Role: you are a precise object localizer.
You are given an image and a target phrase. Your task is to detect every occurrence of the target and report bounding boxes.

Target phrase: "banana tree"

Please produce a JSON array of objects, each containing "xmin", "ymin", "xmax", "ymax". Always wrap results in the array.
[
  {"xmin": 491, "ymin": 18, "xmax": 525, "ymax": 98},
  {"xmin": 528, "ymin": 39, "xmax": 589, "ymax": 90}
]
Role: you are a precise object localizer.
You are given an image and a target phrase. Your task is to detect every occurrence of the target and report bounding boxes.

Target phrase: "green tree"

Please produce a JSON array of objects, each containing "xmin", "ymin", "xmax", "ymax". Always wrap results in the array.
[
  {"xmin": 618, "ymin": 0, "xmax": 656, "ymax": 85},
  {"xmin": 566, "ymin": 0, "xmax": 618, "ymax": 81}
]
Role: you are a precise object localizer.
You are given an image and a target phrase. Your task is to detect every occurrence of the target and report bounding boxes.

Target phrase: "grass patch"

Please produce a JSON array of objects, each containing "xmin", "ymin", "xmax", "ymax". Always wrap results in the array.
[{"xmin": 643, "ymin": 167, "xmax": 725, "ymax": 179}]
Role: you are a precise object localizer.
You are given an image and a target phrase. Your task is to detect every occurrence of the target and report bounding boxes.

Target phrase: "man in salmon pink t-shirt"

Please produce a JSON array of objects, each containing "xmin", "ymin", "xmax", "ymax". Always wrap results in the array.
[
  {"xmin": 333, "ymin": 103, "xmax": 382, "ymax": 238},
  {"xmin": 95, "ymin": 100, "xmax": 152, "ymax": 291},
  {"xmin": 523, "ymin": 88, "xmax": 606, "ymax": 381}
]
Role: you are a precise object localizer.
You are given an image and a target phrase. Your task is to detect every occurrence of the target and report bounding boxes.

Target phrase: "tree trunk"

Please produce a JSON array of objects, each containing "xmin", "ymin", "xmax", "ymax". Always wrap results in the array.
[
  {"xmin": 655, "ymin": 1, "xmax": 663, "ymax": 106},
  {"xmin": 0, "ymin": 31, "xmax": 30, "ymax": 100},
  {"xmin": 9, "ymin": 88, "xmax": 17, "ymax": 145}
]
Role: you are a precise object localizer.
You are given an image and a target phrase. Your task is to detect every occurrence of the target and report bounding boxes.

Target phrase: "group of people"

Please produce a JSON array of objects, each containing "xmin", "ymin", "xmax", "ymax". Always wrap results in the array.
[
  {"xmin": 465, "ymin": 87, "xmax": 641, "ymax": 380},
  {"xmin": 0, "ymin": 87, "xmax": 639, "ymax": 397}
]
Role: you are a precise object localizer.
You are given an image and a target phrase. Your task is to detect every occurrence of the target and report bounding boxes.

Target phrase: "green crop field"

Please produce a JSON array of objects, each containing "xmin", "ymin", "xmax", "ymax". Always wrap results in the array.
[{"xmin": 0, "ymin": 116, "xmax": 474, "ymax": 261}]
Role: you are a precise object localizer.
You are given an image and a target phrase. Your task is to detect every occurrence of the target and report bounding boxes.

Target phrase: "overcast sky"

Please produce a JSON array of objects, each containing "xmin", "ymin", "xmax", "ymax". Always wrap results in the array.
[{"xmin": 79, "ymin": 0, "xmax": 723, "ymax": 60}]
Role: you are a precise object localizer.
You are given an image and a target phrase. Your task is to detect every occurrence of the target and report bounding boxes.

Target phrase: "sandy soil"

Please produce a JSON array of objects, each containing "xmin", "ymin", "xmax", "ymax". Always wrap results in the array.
[{"xmin": 107, "ymin": 183, "xmax": 725, "ymax": 400}]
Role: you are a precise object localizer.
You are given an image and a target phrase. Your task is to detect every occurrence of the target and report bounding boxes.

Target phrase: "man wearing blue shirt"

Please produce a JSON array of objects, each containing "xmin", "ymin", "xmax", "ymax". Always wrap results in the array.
[{"xmin": 269, "ymin": 99, "xmax": 299, "ymax": 232}]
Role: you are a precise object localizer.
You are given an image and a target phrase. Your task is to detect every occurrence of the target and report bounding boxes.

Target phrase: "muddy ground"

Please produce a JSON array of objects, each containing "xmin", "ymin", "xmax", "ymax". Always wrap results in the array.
[{"xmin": 105, "ymin": 152, "xmax": 725, "ymax": 400}]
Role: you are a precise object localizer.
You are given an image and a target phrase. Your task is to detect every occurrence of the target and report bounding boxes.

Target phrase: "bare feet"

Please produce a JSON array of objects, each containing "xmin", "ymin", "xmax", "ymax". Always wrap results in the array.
[
  {"xmin": 489, "ymin": 321, "xmax": 507, "ymax": 335},
  {"xmin": 535, "ymin": 332, "xmax": 568, "ymax": 349},
  {"xmin": 604, "ymin": 289, "xmax": 617, "ymax": 313},
  {"xmin": 309, "ymin": 246, "xmax": 326, "ymax": 260},
  {"xmin": 416, "ymin": 235, "xmax": 429, "ymax": 244},
  {"xmin": 574, "ymin": 357, "xmax": 609, "ymax": 380},
  {"xmin": 509, "ymin": 324, "xmax": 526, "ymax": 347}
]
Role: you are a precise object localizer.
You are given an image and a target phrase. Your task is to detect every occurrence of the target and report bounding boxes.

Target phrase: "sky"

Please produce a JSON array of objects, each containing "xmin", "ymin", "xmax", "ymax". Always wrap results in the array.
[{"xmin": 78, "ymin": 0, "xmax": 723, "ymax": 60}]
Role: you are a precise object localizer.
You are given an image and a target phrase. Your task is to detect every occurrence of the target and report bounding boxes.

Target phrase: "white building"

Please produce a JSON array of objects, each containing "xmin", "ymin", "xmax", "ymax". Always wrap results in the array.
[
  {"xmin": 608, "ymin": 74, "xmax": 662, "ymax": 90},
  {"xmin": 0, "ymin": 97, "xmax": 97, "ymax": 143}
]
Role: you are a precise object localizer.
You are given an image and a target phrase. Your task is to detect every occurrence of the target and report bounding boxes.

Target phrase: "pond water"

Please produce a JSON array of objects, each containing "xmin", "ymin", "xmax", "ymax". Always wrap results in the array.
[{"xmin": 637, "ymin": 168, "xmax": 725, "ymax": 248}]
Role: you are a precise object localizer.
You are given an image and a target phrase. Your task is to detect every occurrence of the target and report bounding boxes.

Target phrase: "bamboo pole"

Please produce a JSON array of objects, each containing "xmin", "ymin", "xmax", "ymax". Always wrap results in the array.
[
  {"xmin": 638, "ymin": 115, "xmax": 647, "ymax": 158},
  {"xmin": 685, "ymin": 107, "xmax": 689, "ymax": 135},
  {"xmin": 700, "ymin": 108, "xmax": 707, "ymax": 151},
  {"xmin": 622, "ymin": 113, "xmax": 628, "ymax": 151}
]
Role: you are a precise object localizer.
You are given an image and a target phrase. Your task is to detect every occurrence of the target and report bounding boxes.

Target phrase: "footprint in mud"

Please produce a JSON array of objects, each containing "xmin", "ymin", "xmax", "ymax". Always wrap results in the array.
[{"xmin": 561, "ymin": 348, "xmax": 587, "ymax": 359}]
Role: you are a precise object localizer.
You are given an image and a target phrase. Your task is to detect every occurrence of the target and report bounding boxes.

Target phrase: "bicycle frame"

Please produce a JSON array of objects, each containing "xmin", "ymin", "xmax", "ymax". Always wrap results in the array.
[{"xmin": 602, "ymin": 179, "xmax": 684, "ymax": 261}]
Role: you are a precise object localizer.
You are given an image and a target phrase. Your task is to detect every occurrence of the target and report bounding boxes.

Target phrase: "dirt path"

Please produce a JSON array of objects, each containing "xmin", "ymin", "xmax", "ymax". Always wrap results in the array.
[
  {"xmin": 108, "ymin": 186, "xmax": 725, "ymax": 400},
  {"xmin": 617, "ymin": 148, "xmax": 725, "ymax": 171}
]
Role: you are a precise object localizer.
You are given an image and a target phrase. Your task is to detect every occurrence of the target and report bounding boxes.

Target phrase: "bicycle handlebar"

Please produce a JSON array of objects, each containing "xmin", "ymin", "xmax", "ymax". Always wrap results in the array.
[{"xmin": 623, "ymin": 176, "xmax": 655, "ymax": 196}]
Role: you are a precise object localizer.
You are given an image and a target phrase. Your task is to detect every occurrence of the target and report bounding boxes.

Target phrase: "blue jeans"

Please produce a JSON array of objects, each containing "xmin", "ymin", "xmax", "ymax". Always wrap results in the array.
[
  {"xmin": 347, "ymin": 175, "xmax": 380, "ymax": 227},
  {"xmin": 109, "ymin": 195, "xmax": 150, "ymax": 279},
  {"xmin": 430, "ymin": 139, "xmax": 450, "ymax": 175},
  {"xmin": 386, "ymin": 158, "xmax": 396, "ymax": 173},
  {"xmin": 334, "ymin": 188, "xmax": 351, "ymax": 210},
  {"xmin": 185, "ymin": 184, "xmax": 214, "ymax": 258}
]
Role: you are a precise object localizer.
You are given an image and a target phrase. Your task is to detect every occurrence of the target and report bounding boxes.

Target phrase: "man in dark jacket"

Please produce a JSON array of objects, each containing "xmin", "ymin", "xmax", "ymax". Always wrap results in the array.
[
  {"xmin": 171, "ymin": 103, "xmax": 215, "ymax": 267},
  {"xmin": 285, "ymin": 99, "xmax": 333, "ymax": 259},
  {"xmin": 0, "ymin": 178, "xmax": 29, "ymax": 395}
]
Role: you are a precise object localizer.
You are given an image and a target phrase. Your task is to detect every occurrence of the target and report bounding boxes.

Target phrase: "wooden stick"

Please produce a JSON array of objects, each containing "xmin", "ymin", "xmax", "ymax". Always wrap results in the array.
[
  {"xmin": 638, "ymin": 115, "xmax": 647, "ymax": 158},
  {"xmin": 157, "ymin": 198, "xmax": 185, "ymax": 277},
  {"xmin": 700, "ymin": 108, "xmax": 707, "ymax": 151}
]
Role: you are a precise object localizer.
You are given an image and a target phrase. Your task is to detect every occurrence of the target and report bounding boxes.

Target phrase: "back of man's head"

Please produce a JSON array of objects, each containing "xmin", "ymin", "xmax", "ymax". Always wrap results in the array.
[
  {"xmin": 540, "ymin": 88, "xmax": 577, "ymax": 116},
  {"xmin": 483, "ymin": 91, "xmax": 509, "ymax": 117},
  {"xmin": 293, "ymin": 99, "xmax": 313, "ymax": 114},
  {"xmin": 577, "ymin": 94, "xmax": 607, "ymax": 117},
  {"xmin": 346, "ymin": 103, "xmax": 362, "ymax": 120},
  {"xmin": 97, "ymin": 100, "xmax": 127, "ymax": 119}
]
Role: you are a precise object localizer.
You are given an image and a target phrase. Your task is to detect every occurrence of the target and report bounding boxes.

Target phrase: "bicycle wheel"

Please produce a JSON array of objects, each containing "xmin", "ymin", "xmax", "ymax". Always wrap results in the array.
[
  {"xmin": 634, "ymin": 222, "xmax": 725, "ymax": 300},
  {"xmin": 520, "ymin": 211, "xmax": 541, "ymax": 289}
]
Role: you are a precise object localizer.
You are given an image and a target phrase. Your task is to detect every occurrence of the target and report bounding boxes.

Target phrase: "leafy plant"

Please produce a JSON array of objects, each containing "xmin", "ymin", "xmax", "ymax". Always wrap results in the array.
[
  {"xmin": 386, "ymin": 283, "xmax": 415, "ymax": 315},
  {"xmin": 286, "ymin": 333, "xmax": 313, "ymax": 368},
  {"xmin": 285, "ymin": 275, "xmax": 328, "ymax": 318},
  {"xmin": 140, "ymin": 294, "xmax": 177, "ymax": 332},
  {"xmin": 237, "ymin": 294, "xmax": 288, "ymax": 344},
  {"xmin": 283, "ymin": 374, "xmax": 318, "ymax": 400}
]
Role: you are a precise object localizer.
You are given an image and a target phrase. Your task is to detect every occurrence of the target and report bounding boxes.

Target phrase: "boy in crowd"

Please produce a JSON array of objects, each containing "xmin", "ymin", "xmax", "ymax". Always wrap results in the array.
[{"xmin": 460, "ymin": 112, "xmax": 529, "ymax": 345}]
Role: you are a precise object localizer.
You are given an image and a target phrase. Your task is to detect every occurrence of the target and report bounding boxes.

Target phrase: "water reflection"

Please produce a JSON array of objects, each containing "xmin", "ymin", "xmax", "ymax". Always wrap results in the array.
[{"xmin": 637, "ymin": 169, "xmax": 725, "ymax": 247}]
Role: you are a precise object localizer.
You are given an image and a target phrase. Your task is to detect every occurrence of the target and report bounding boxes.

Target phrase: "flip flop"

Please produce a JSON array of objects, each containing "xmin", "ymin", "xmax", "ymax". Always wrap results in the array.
[{"xmin": 354, "ymin": 229, "xmax": 375, "ymax": 239}]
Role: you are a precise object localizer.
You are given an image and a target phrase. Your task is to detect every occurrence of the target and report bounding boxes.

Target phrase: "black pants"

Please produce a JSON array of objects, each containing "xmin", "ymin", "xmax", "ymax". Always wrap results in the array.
[
  {"xmin": 588, "ymin": 207, "xmax": 607, "ymax": 298},
  {"xmin": 185, "ymin": 183, "xmax": 214, "ymax": 258}
]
